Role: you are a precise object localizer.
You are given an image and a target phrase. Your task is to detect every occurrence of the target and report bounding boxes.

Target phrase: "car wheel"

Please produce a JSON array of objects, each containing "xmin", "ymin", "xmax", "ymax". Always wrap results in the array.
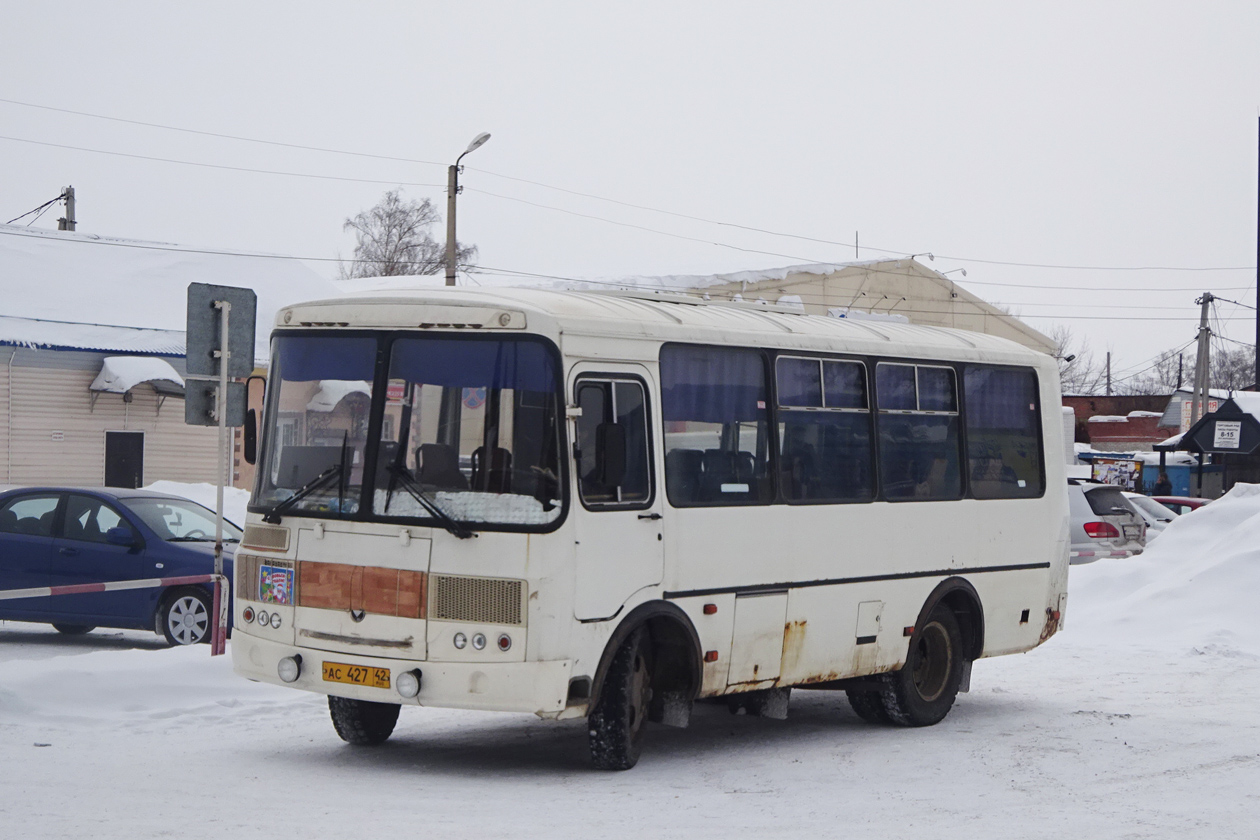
[
  {"xmin": 328, "ymin": 696, "xmax": 400, "ymax": 746},
  {"xmin": 160, "ymin": 588, "xmax": 211, "ymax": 646},
  {"xmin": 588, "ymin": 628, "xmax": 653, "ymax": 771},
  {"xmin": 52, "ymin": 623, "xmax": 95, "ymax": 636},
  {"xmin": 880, "ymin": 605, "xmax": 965, "ymax": 727}
]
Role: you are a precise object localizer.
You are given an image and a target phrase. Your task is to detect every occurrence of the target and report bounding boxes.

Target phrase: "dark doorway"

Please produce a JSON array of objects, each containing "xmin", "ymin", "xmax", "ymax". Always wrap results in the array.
[{"xmin": 105, "ymin": 431, "xmax": 144, "ymax": 488}]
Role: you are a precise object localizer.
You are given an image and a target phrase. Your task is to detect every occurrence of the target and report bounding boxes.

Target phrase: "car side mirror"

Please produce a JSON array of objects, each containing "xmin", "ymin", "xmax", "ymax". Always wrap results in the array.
[
  {"xmin": 595, "ymin": 422, "xmax": 627, "ymax": 487},
  {"xmin": 244, "ymin": 408, "xmax": 257, "ymax": 465},
  {"xmin": 105, "ymin": 526, "xmax": 136, "ymax": 547}
]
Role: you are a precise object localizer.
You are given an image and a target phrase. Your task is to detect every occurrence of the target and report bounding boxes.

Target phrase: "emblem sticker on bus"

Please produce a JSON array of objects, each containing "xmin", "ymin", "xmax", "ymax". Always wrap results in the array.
[{"xmin": 259, "ymin": 565, "xmax": 294, "ymax": 605}]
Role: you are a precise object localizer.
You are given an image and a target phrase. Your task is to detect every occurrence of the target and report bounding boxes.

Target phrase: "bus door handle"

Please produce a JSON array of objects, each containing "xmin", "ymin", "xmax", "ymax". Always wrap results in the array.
[{"xmin": 638, "ymin": 513, "xmax": 662, "ymax": 521}]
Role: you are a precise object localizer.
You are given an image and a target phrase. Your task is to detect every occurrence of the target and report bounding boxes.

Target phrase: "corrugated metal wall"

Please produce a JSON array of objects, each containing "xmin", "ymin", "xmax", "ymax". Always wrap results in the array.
[{"xmin": 2, "ymin": 347, "xmax": 220, "ymax": 486}]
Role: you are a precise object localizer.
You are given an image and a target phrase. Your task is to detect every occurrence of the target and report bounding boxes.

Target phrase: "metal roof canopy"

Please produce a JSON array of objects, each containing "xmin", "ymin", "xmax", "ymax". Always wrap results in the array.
[{"xmin": 1159, "ymin": 398, "xmax": 1260, "ymax": 455}]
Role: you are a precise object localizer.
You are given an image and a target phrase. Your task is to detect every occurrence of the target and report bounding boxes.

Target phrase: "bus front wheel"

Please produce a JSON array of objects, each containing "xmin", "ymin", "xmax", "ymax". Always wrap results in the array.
[
  {"xmin": 882, "ymin": 605, "xmax": 964, "ymax": 727},
  {"xmin": 588, "ymin": 628, "xmax": 653, "ymax": 770},
  {"xmin": 328, "ymin": 696, "xmax": 400, "ymax": 746}
]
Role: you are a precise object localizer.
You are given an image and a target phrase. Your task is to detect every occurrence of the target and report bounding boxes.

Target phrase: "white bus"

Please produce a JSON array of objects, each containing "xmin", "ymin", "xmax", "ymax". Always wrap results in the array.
[{"xmin": 232, "ymin": 287, "xmax": 1069, "ymax": 769}]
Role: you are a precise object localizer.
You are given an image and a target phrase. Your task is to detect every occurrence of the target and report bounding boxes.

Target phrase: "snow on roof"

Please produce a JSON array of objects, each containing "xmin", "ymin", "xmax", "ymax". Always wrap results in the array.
[
  {"xmin": 0, "ymin": 314, "xmax": 185, "ymax": 355},
  {"xmin": 90, "ymin": 356, "xmax": 185, "ymax": 394},
  {"xmin": 306, "ymin": 380, "xmax": 372, "ymax": 412},
  {"xmin": 0, "ymin": 224, "xmax": 339, "ymax": 360},
  {"xmin": 1088, "ymin": 415, "xmax": 1129, "ymax": 423},
  {"xmin": 1127, "ymin": 410, "xmax": 1164, "ymax": 418}
]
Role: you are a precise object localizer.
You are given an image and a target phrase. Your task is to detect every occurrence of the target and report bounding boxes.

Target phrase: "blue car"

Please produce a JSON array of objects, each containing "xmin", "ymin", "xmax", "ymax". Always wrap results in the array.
[{"xmin": 0, "ymin": 487, "xmax": 238, "ymax": 645}]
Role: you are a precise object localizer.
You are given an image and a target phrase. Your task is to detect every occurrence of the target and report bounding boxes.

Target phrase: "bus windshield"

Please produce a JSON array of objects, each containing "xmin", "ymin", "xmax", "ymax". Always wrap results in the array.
[{"xmin": 254, "ymin": 333, "xmax": 564, "ymax": 530}]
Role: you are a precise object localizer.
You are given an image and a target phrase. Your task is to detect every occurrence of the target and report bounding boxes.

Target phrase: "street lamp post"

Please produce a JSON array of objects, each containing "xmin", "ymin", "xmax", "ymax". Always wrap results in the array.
[{"xmin": 445, "ymin": 132, "xmax": 491, "ymax": 286}]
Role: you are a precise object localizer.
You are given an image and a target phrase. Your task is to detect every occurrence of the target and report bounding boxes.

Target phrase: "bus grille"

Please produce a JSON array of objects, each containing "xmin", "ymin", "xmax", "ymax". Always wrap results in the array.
[
  {"xmin": 429, "ymin": 575, "xmax": 524, "ymax": 626},
  {"xmin": 242, "ymin": 524, "xmax": 290, "ymax": 552}
]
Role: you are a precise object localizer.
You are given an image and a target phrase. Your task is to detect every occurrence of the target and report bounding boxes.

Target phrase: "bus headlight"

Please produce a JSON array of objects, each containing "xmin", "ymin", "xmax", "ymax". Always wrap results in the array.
[
  {"xmin": 472, "ymin": 633, "xmax": 487, "ymax": 650},
  {"xmin": 277, "ymin": 654, "xmax": 302, "ymax": 683},
  {"xmin": 453, "ymin": 632, "xmax": 467, "ymax": 649},
  {"xmin": 396, "ymin": 669, "xmax": 422, "ymax": 699}
]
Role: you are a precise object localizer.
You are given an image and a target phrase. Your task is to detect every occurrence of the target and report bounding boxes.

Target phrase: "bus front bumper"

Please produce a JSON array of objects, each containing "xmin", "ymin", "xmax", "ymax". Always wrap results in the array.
[{"xmin": 233, "ymin": 633, "xmax": 573, "ymax": 716}]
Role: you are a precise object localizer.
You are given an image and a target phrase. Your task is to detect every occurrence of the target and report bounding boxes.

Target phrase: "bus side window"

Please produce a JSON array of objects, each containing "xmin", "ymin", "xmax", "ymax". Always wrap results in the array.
[
  {"xmin": 876, "ymin": 363, "xmax": 963, "ymax": 501},
  {"xmin": 660, "ymin": 344, "xmax": 772, "ymax": 507},
  {"xmin": 963, "ymin": 366, "xmax": 1044, "ymax": 499},
  {"xmin": 575, "ymin": 378, "xmax": 652, "ymax": 508},
  {"xmin": 776, "ymin": 356, "xmax": 874, "ymax": 503}
]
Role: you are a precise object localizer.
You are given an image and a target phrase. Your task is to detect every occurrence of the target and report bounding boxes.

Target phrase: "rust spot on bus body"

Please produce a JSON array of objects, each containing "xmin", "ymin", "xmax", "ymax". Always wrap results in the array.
[
  {"xmin": 1040, "ymin": 608, "xmax": 1060, "ymax": 643},
  {"xmin": 781, "ymin": 620, "xmax": 807, "ymax": 675}
]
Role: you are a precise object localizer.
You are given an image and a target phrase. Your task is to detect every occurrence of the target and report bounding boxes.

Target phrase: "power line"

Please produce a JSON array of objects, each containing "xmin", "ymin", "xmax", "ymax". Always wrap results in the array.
[
  {"xmin": 6, "ymin": 192, "xmax": 63, "ymax": 225},
  {"xmin": 0, "ymin": 134, "xmax": 443, "ymax": 188},
  {"xmin": 4, "ymin": 97, "xmax": 1256, "ymax": 275},
  {"xmin": 0, "ymin": 96, "xmax": 445, "ymax": 168}
]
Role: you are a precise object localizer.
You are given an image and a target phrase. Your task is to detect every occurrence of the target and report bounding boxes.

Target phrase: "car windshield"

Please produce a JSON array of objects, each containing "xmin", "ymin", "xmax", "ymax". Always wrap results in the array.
[
  {"xmin": 122, "ymin": 497, "xmax": 243, "ymax": 542},
  {"xmin": 254, "ymin": 333, "xmax": 564, "ymax": 530}
]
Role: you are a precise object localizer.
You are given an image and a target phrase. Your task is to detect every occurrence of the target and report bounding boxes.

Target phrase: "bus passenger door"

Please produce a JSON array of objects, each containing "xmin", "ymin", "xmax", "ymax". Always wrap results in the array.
[{"xmin": 570, "ymin": 367, "xmax": 664, "ymax": 621}]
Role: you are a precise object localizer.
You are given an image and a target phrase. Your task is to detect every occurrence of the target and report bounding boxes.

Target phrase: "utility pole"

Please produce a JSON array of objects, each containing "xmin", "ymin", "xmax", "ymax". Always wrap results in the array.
[
  {"xmin": 444, "ymin": 133, "xmax": 491, "ymax": 287},
  {"xmin": 445, "ymin": 166, "xmax": 458, "ymax": 286},
  {"xmin": 1191, "ymin": 293, "xmax": 1215, "ymax": 425},
  {"xmin": 1105, "ymin": 352, "xmax": 1112, "ymax": 396},
  {"xmin": 1177, "ymin": 353, "xmax": 1183, "ymax": 390},
  {"xmin": 57, "ymin": 186, "xmax": 75, "ymax": 231}
]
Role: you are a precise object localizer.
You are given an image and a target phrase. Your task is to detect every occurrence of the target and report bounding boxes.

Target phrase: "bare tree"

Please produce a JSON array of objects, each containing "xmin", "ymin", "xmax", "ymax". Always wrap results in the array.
[
  {"xmin": 339, "ymin": 189, "xmax": 477, "ymax": 280},
  {"xmin": 1210, "ymin": 343, "xmax": 1256, "ymax": 392},
  {"xmin": 1119, "ymin": 348, "xmax": 1186, "ymax": 395},
  {"xmin": 1050, "ymin": 326, "xmax": 1107, "ymax": 395}
]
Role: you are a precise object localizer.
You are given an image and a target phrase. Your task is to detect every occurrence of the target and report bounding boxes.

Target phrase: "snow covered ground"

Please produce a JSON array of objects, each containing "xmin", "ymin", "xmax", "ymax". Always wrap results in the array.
[{"xmin": 3, "ymin": 488, "xmax": 1260, "ymax": 838}]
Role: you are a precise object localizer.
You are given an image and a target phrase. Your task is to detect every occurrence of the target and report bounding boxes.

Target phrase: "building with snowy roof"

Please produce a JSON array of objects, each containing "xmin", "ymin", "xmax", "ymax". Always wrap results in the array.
[
  {"xmin": 0, "ymin": 224, "xmax": 337, "ymax": 489},
  {"xmin": 562, "ymin": 258, "xmax": 1058, "ymax": 356}
]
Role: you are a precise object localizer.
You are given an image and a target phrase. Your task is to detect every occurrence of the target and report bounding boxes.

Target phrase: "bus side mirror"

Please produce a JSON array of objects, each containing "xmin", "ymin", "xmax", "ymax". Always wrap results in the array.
[
  {"xmin": 244, "ymin": 409, "xmax": 257, "ymax": 465},
  {"xmin": 595, "ymin": 422, "xmax": 627, "ymax": 487}
]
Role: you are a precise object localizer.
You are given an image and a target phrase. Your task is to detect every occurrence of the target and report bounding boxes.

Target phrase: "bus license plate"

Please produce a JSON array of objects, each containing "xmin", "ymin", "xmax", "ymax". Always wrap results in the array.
[{"xmin": 322, "ymin": 662, "xmax": 391, "ymax": 689}]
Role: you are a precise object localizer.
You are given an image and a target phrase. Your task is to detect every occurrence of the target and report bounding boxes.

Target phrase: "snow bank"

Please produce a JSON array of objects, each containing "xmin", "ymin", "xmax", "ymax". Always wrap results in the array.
[
  {"xmin": 1070, "ymin": 482, "xmax": 1260, "ymax": 654},
  {"xmin": 142, "ymin": 480, "xmax": 250, "ymax": 528}
]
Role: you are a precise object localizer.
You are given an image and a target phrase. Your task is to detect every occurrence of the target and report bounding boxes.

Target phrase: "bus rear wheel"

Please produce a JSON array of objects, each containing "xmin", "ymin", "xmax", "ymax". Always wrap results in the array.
[
  {"xmin": 881, "ymin": 605, "xmax": 964, "ymax": 727},
  {"xmin": 328, "ymin": 696, "xmax": 400, "ymax": 746},
  {"xmin": 588, "ymin": 628, "xmax": 653, "ymax": 770},
  {"xmin": 846, "ymin": 687, "xmax": 891, "ymax": 723}
]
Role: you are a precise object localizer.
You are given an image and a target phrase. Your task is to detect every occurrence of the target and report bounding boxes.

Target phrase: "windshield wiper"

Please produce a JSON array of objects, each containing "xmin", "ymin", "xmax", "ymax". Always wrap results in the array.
[
  {"xmin": 262, "ymin": 463, "xmax": 343, "ymax": 524},
  {"xmin": 382, "ymin": 462, "xmax": 475, "ymax": 540}
]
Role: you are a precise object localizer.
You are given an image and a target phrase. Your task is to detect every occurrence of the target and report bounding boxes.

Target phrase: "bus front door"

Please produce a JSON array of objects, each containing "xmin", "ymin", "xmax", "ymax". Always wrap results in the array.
[{"xmin": 570, "ymin": 366, "xmax": 664, "ymax": 621}]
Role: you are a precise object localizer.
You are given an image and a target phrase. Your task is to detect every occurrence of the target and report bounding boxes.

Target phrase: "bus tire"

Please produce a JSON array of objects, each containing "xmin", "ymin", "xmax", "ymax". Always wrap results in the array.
[
  {"xmin": 881, "ymin": 605, "xmax": 964, "ymax": 727},
  {"xmin": 328, "ymin": 696, "xmax": 400, "ymax": 746},
  {"xmin": 846, "ymin": 686, "xmax": 892, "ymax": 724},
  {"xmin": 588, "ymin": 628, "xmax": 653, "ymax": 771}
]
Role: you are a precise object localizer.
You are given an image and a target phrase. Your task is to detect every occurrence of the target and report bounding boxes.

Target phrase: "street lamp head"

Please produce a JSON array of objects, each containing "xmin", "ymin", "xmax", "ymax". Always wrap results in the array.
[{"xmin": 465, "ymin": 132, "xmax": 491, "ymax": 154}]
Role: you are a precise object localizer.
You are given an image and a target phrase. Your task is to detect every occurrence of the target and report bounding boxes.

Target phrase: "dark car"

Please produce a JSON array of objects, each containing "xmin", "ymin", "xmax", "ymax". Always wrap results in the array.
[{"xmin": 0, "ymin": 487, "xmax": 238, "ymax": 645}]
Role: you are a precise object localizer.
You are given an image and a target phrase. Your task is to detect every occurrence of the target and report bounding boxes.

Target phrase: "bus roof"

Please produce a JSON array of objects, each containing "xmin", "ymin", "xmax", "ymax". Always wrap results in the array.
[{"xmin": 280, "ymin": 286, "xmax": 1051, "ymax": 366}]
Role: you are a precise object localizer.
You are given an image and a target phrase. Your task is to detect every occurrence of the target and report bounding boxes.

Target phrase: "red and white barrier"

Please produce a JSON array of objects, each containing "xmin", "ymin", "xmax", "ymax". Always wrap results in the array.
[{"xmin": 0, "ymin": 573, "xmax": 231, "ymax": 655}]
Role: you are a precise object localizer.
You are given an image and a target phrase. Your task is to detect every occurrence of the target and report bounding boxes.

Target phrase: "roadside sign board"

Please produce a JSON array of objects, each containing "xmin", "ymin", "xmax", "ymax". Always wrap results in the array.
[
  {"xmin": 1092, "ymin": 457, "xmax": 1142, "ymax": 491},
  {"xmin": 186, "ymin": 283, "xmax": 257, "ymax": 378},
  {"xmin": 184, "ymin": 379, "xmax": 247, "ymax": 427}
]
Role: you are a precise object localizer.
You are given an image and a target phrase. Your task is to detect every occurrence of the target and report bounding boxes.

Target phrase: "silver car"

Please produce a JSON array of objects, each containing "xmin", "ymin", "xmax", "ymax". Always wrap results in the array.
[
  {"xmin": 1122, "ymin": 492, "xmax": 1178, "ymax": 537},
  {"xmin": 1068, "ymin": 480, "xmax": 1145, "ymax": 563}
]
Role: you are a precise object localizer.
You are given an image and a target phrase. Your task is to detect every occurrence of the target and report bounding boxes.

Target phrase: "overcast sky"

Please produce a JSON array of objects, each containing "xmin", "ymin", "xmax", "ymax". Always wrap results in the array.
[{"xmin": 3, "ymin": 2, "xmax": 1259, "ymax": 383}]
